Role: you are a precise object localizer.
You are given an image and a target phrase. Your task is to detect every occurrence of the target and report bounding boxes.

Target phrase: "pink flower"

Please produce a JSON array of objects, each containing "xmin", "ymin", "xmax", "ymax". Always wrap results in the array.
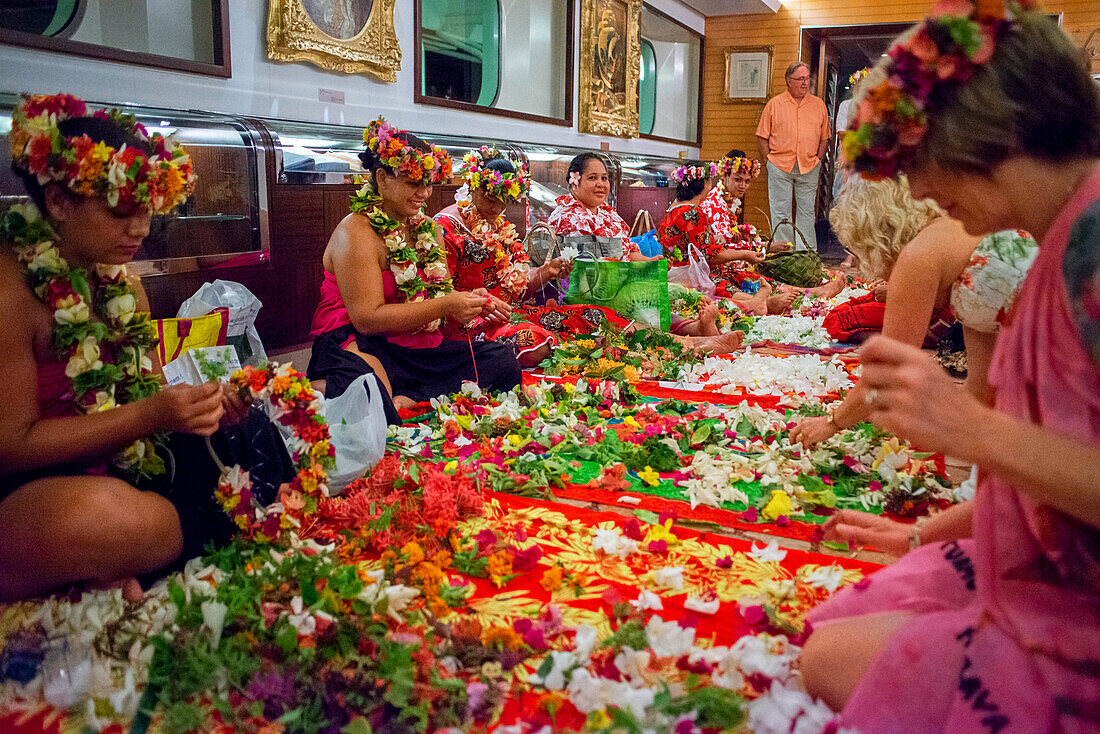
[{"xmin": 717, "ymin": 555, "xmax": 733, "ymax": 569}]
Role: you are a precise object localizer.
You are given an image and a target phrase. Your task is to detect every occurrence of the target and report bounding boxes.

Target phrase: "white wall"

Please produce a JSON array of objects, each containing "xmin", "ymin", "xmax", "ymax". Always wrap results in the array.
[{"xmin": 1, "ymin": 0, "xmax": 704, "ymax": 157}]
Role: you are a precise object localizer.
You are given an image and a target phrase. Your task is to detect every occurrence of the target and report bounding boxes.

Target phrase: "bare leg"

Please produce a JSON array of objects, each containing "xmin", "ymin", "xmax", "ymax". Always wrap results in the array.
[
  {"xmin": 343, "ymin": 342, "xmax": 394, "ymax": 396},
  {"xmin": 0, "ymin": 476, "xmax": 184, "ymax": 602},
  {"xmin": 800, "ymin": 611, "xmax": 912, "ymax": 712}
]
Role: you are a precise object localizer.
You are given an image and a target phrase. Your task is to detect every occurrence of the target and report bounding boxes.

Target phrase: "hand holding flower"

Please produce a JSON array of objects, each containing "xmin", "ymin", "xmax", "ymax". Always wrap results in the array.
[{"xmin": 147, "ymin": 382, "xmax": 225, "ymax": 436}]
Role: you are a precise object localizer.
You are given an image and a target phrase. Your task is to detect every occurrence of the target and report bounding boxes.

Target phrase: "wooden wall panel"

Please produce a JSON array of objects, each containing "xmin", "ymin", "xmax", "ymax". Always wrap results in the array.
[{"xmin": 702, "ymin": 0, "xmax": 1100, "ymax": 228}]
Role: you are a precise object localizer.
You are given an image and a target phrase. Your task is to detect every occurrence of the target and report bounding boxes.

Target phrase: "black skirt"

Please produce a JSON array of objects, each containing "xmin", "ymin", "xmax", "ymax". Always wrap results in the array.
[{"xmin": 307, "ymin": 325, "xmax": 522, "ymax": 422}]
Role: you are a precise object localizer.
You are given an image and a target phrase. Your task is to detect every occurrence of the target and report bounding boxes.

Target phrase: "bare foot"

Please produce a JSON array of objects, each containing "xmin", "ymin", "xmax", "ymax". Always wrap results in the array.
[
  {"xmin": 767, "ymin": 291, "xmax": 798, "ymax": 314},
  {"xmin": 810, "ymin": 278, "xmax": 845, "ymax": 299},
  {"xmin": 685, "ymin": 330, "xmax": 745, "ymax": 355},
  {"xmin": 698, "ymin": 303, "xmax": 720, "ymax": 337},
  {"xmin": 393, "ymin": 395, "xmax": 418, "ymax": 411},
  {"xmin": 519, "ymin": 343, "xmax": 552, "ymax": 368}
]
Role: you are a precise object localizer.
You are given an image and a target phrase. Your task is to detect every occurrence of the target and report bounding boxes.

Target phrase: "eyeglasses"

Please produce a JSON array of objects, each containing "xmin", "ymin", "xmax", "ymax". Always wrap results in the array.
[{"xmin": 789, "ymin": 76, "xmax": 811, "ymax": 83}]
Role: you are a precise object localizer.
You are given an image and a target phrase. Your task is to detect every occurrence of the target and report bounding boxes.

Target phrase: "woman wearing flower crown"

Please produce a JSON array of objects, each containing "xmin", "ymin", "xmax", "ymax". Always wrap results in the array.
[
  {"xmin": 307, "ymin": 120, "xmax": 521, "ymax": 418},
  {"xmin": 0, "ymin": 94, "xmax": 241, "ymax": 601},
  {"xmin": 546, "ymin": 153, "xmax": 653, "ymax": 261},
  {"xmin": 436, "ymin": 147, "xmax": 631, "ymax": 366},
  {"xmin": 799, "ymin": 2, "xmax": 1100, "ymax": 729}
]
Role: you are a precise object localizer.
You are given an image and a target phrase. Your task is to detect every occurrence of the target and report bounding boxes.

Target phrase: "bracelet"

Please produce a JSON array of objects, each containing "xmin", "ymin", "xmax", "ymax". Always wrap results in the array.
[{"xmin": 908, "ymin": 516, "xmax": 928, "ymax": 551}]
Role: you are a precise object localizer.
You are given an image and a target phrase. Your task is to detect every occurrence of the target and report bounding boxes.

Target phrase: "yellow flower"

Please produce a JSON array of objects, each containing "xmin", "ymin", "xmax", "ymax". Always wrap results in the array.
[
  {"xmin": 575, "ymin": 339, "xmax": 596, "ymax": 349},
  {"xmin": 402, "ymin": 542, "xmax": 425, "ymax": 565},
  {"xmin": 540, "ymin": 566, "xmax": 564, "ymax": 592},
  {"xmin": 623, "ymin": 416, "xmax": 641, "ymax": 429},
  {"xmin": 589, "ymin": 711, "xmax": 613, "ymax": 728},
  {"xmin": 761, "ymin": 490, "xmax": 794, "ymax": 520},
  {"xmin": 507, "ymin": 434, "xmax": 524, "ymax": 447},
  {"xmin": 637, "ymin": 465, "xmax": 660, "ymax": 487},
  {"xmin": 646, "ymin": 519, "xmax": 680, "ymax": 546},
  {"xmin": 444, "ymin": 460, "xmax": 458, "ymax": 472}
]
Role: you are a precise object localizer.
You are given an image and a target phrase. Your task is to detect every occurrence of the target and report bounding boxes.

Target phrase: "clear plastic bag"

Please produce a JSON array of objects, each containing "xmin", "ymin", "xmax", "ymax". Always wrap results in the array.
[
  {"xmin": 667, "ymin": 245, "xmax": 716, "ymax": 296},
  {"xmin": 323, "ymin": 373, "xmax": 388, "ymax": 495},
  {"xmin": 177, "ymin": 280, "xmax": 267, "ymax": 365}
]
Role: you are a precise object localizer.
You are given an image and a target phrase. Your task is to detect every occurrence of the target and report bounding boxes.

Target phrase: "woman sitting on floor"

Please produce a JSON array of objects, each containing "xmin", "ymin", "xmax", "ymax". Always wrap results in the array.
[
  {"xmin": 307, "ymin": 119, "xmax": 521, "ymax": 420},
  {"xmin": 547, "ymin": 152, "xmax": 654, "ymax": 262},
  {"xmin": 799, "ymin": 5, "xmax": 1100, "ymax": 730},
  {"xmin": 0, "ymin": 94, "xmax": 242, "ymax": 602},
  {"xmin": 436, "ymin": 147, "xmax": 631, "ymax": 366}
]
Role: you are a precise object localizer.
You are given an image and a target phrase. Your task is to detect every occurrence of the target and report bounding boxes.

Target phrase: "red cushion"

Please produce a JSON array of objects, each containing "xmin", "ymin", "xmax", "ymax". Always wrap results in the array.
[{"xmin": 823, "ymin": 293, "xmax": 884, "ymax": 343}]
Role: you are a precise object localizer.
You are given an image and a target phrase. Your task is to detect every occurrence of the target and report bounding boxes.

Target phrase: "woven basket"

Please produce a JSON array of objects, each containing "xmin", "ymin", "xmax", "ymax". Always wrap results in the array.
[
  {"xmin": 524, "ymin": 221, "xmax": 559, "ymax": 266},
  {"xmin": 757, "ymin": 250, "xmax": 824, "ymax": 288}
]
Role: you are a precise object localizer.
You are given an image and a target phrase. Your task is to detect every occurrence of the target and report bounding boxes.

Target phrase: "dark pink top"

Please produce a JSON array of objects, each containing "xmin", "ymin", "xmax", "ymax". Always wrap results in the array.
[
  {"xmin": 37, "ymin": 360, "xmax": 75, "ymax": 418},
  {"xmin": 310, "ymin": 269, "xmax": 441, "ymax": 349}
]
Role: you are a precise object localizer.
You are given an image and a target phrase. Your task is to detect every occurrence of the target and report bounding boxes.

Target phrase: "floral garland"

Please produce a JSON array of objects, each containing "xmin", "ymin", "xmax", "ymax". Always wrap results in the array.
[
  {"xmin": 671, "ymin": 162, "xmax": 719, "ymax": 183},
  {"xmin": 716, "ymin": 156, "xmax": 761, "ymax": 178},
  {"xmin": 847, "ymin": 66, "xmax": 870, "ymax": 87},
  {"xmin": 843, "ymin": 0, "xmax": 1040, "ymax": 178},
  {"xmin": 362, "ymin": 117, "xmax": 451, "ymax": 184},
  {"xmin": 458, "ymin": 146, "xmax": 530, "ymax": 202},
  {"xmin": 454, "ymin": 187, "xmax": 530, "ymax": 303},
  {"xmin": 350, "ymin": 180, "xmax": 453, "ymax": 333},
  {"xmin": 0, "ymin": 203, "xmax": 164, "ymax": 479},
  {"xmin": 10, "ymin": 93, "xmax": 194, "ymax": 215},
  {"xmin": 214, "ymin": 362, "xmax": 335, "ymax": 543}
]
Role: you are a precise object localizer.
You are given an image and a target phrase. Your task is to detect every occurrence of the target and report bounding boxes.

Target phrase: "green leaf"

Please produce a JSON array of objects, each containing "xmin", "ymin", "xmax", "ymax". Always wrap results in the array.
[
  {"xmin": 633, "ymin": 509, "xmax": 660, "ymax": 525},
  {"xmin": 342, "ymin": 719, "xmax": 374, "ymax": 734}
]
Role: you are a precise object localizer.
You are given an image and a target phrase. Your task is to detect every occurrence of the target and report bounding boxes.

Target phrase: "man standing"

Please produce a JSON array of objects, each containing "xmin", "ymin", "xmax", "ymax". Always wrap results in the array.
[{"xmin": 755, "ymin": 61, "xmax": 830, "ymax": 251}]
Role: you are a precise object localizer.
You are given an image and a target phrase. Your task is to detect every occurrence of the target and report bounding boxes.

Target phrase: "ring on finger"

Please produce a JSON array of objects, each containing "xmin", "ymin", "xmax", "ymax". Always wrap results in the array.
[{"xmin": 865, "ymin": 388, "xmax": 879, "ymax": 407}]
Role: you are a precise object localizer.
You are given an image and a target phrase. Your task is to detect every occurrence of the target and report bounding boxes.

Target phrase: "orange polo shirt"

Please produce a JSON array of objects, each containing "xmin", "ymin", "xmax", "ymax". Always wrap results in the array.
[{"xmin": 755, "ymin": 90, "xmax": 830, "ymax": 174}]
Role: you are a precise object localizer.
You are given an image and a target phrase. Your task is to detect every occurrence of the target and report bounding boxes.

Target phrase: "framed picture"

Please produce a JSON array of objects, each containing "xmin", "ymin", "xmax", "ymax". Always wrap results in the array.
[
  {"xmin": 724, "ymin": 45, "xmax": 773, "ymax": 103},
  {"xmin": 579, "ymin": 0, "xmax": 641, "ymax": 138},
  {"xmin": 266, "ymin": 0, "xmax": 401, "ymax": 82}
]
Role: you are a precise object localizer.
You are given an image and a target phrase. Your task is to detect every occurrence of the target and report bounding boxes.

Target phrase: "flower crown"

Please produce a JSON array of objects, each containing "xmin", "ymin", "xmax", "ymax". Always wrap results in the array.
[
  {"xmin": 716, "ymin": 156, "xmax": 761, "ymax": 179},
  {"xmin": 848, "ymin": 67, "xmax": 871, "ymax": 87},
  {"xmin": 363, "ymin": 117, "xmax": 452, "ymax": 184},
  {"xmin": 10, "ymin": 93, "xmax": 194, "ymax": 215},
  {"xmin": 671, "ymin": 163, "xmax": 718, "ymax": 183},
  {"xmin": 842, "ymin": 0, "xmax": 1040, "ymax": 178},
  {"xmin": 458, "ymin": 146, "xmax": 530, "ymax": 202}
]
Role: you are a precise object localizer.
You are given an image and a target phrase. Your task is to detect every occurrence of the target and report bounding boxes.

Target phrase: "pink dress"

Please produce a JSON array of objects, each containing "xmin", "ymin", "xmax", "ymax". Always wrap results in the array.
[
  {"xmin": 310, "ymin": 269, "xmax": 441, "ymax": 349},
  {"xmin": 808, "ymin": 172, "xmax": 1100, "ymax": 732}
]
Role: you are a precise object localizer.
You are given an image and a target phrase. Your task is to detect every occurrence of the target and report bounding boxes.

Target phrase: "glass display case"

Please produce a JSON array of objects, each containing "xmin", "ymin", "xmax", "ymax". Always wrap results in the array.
[{"xmin": 0, "ymin": 93, "xmax": 268, "ymax": 277}]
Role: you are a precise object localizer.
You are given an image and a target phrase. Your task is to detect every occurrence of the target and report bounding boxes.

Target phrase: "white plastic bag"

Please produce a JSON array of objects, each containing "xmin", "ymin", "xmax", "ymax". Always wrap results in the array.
[
  {"xmin": 323, "ymin": 373, "xmax": 388, "ymax": 495},
  {"xmin": 177, "ymin": 280, "xmax": 267, "ymax": 366},
  {"xmin": 667, "ymin": 245, "xmax": 715, "ymax": 296}
]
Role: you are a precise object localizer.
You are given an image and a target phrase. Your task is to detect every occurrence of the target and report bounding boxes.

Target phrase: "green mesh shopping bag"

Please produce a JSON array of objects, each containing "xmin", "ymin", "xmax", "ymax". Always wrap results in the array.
[{"xmin": 564, "ymin": 258, "xmax": 671, "ymax": 330}]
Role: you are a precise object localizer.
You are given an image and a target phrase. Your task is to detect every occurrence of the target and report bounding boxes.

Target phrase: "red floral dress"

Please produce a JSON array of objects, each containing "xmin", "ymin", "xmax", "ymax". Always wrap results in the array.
[
  {"xmin": 437, "ymin": 207, "xmax": 629, "ymax": 356},
  {"xmin": 546, "ymin": 195, "xmax": 640, "ymax": 257},
  {"xmin": 657, "ymin": 202, "xmax": 721, "ymax": 266}
]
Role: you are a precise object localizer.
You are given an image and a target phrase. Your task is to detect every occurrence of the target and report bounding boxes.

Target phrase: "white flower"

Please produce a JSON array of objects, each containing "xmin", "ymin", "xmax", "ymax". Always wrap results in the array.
[
  {"xmin": 684, "ymin": 594, "xmax": 720, "ymax": 615},
  {"xmin": 65, "ymin": 335, "xmax": 103, "ymax": 378},
  {"xmin": 54, "ymin": 298, "xmax": 91, "ymax": 325},
  {"xmin": 573, "ymin": 624, "xmax": 598, "ymax": 663},
  {"xmin": 530, "ymin": 650, "xmax": 576, "ymax": 690},
  {"xmin": 614, "ymin": 648, "xmax": 651, "ymax": 681},
  {"xmin": 95, "ymin": 263, "xmax": 125, "ymax": 281},
  {"xmin": 560, "ymin": 245, "xmax": 580, "ymax": 261},
  {"xmin": 652, "ymin": 566, "xmax": 684, "ymax": 590},
  {"xmin": 391, "ymin": 261, "xmax": 418, "ymax": 285},
  {"xmin": 384, "ymin": 584, "xmax": 420, "ymax": 622},
  {"xmin": 645, "ymin": 616, "xmax": 696, "ymax": 657},
  {"xmin": 422, "ymin": 260, "xmax": 449, "ymax": 281},
  {"xmin": 630, "ymin": 590, "xmax": 664, "ymax": 612},
  {"xmin": 460, "ymin": 381, "xmax": 483, "ymax": 398},
  {"xmin": 287, "ymin": 596, "xmax": 316, "ymax": 636},
  {"xmin": 200, "ymin": 599, "xmax": 228, "ymax": 646},
  {"xmin": 105, "ymin": 293, "xmax": 137, "ymax": 325},
  {"xmin": 23, "ymin": 241, "xmax": 65, "ymax": 272},
  {"xmin": 747, "ymin": 680, "xmax": 844, "ymax": 734},
  {"xmin": 731, "ymin": 634, "xmax": 800, "ymax": 680},
  {"xmin": 802, "ymin": 564, "xmax": 845, "ymax": 593},
  {"xmin": 748, "ymin": 540, "xmax": 788, "ymax": 563},
  {"xmin": 592, "ymin": 528, "xmax": 638, "ymax": 559}
]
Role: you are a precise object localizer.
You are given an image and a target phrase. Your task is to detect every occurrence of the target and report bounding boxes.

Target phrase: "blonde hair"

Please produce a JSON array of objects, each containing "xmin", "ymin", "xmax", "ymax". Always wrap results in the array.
[{"xmin": 829, "ymin": 175, "xmax": 944, "ymax": 280}]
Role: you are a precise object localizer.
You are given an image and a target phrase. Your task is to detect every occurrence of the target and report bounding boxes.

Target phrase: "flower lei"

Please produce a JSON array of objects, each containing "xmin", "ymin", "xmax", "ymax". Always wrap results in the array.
[
  {"xmin": 454, "ymin": 193, "xmax": 530, "ymax": 303},
  {"xmin": 10, "ymin": 93, "xmax": 194, "ymax": 215},
  {"xmin": 350, "ymin": 180, "xmax": 453, "ymax": 333},
  {"xmin": 716, "ymin": 156, "xmax": 761, "ymax": 178},
  {"xmin": 672, "ymin": 162, "xmax": 719, "ymax": 183},
  {"xmin": 843, "ymin": 0, "xmax": 1040, "ymax": 178},
  {"xmin": 458, "ymin": 146, "xmax": 530, "ymax": 203},
  {"xmin": 848, "ymin": 67, "xmax": 870, "ymax": 87},
  {"xmin": 363, "ymin": 117, "xmax": 451, "ymax": 184},
  {"xmin": 214, "ymin": 363, "xmax": 335, "ymax": 543},
  {"xmin": 0, "ymin": 203, "xmax": 165, "ymax": 479}
]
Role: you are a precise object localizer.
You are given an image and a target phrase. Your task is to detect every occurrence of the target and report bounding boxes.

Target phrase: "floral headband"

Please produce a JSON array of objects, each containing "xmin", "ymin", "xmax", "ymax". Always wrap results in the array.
[
  {"xmin": 10, "ymin": 93, "xmax": 194, "ymax": 215},
  {"xmin": 363, "ymin": 117, "xmax": 452, "ymax": 184},
  {"xmin": 848, "ymin": 67, "xmax": 870, "ymax": 86},
  {"xmin": 671, "ymin": 163, "xmax": 718, "ymax": 183},
  {"xmin": 458, "ymin": 146, "xmax": 530, "ymax": 202},
  {"xmin": 842, "ymin": 0, "xmax": 1040, "ymax": 178},
  {"xmin": 716, "ymin": 156, "xmax": 761, "ymax": 178}
]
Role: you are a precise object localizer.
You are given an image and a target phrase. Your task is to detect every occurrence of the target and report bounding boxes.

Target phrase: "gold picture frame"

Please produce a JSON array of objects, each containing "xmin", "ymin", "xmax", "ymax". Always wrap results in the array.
[
  {"xmin": 579, "ymin": 0, "xmax": 641, "ymax": 138},
  {"xmin": 723, "ymin": 45, "xmax": 773, "ymax": 103},
  {"xmin": 266, "ymin": 0, "xmax": 401, "ymax": 83}
]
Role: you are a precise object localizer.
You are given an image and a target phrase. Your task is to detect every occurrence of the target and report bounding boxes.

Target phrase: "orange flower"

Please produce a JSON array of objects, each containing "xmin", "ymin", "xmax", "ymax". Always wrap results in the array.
[
  {"xmin": 540, "ymin": 566, "xmax": 564, "ymax": 592},
  {"xmin": 481, "ymin": 625, "xmax": 524, "ymax": 650},
  {"xmin": 487, "ymin": 551, "xmax": 513, "ymax": 587},
  {"xmin": 401, "ymin": 541, "xmax": 425, "ymax": 565}
]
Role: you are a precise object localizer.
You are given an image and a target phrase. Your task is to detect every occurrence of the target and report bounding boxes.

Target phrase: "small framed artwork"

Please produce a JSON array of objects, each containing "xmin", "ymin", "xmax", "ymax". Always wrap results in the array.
[{"xmin": 724, "ymin": 45, "xmax": 773, "ymax": 103}]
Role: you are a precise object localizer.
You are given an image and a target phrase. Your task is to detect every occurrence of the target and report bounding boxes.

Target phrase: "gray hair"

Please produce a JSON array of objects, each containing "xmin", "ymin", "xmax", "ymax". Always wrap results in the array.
[{"xmin": 785, "ymin": 62, "xmax": 810, "ymax": 81}]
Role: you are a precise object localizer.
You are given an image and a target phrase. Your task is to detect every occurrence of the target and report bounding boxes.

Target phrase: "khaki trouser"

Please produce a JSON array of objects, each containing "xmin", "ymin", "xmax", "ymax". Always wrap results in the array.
[{"xmin": 767, "ymin": 159, "xmax": 820, "ymax": 251}]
